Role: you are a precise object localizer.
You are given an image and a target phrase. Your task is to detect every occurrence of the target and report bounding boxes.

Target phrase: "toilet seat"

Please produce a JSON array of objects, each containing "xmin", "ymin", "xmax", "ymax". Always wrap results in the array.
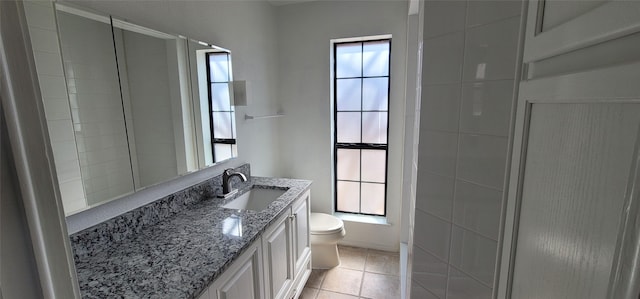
[{"xmin": 310, "ymin": 213, "xmax": 344, "ymax": 235}]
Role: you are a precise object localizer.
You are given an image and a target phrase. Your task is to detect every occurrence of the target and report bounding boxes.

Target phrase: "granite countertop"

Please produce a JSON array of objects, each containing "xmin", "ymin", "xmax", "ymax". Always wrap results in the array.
[{"xmin": 74, "ymin": 176, "xmax": 312, "ymax": 299}]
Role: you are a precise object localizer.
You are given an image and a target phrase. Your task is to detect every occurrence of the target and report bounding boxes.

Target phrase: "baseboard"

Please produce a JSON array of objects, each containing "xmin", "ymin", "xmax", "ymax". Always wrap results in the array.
[{"xmin": 338, "ymin": 240, "xmax": 399, "ymax": 252}]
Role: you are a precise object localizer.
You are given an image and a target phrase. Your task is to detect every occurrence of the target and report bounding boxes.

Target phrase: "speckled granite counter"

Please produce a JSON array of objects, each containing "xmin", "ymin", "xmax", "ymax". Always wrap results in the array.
[{"xmin": 72, "ymin": 175, "xmax": 311, "ymax": 299}]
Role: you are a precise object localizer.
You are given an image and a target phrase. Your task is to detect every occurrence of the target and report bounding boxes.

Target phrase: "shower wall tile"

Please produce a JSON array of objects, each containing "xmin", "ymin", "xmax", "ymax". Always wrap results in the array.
[
  {"xmin": 466, "ymin": 0, "xmax": 522, "ymax": 28},
  {"xmin": 413, "ymin": 208, "xmax": 451, "ymax": 261},
  {"xmin": 418, "ymin": 130, "xmax": 458, "ymax": 177},
  {"xmin": 423, "ymin": 32, "xmax": 465, "ymax": 85},
  {"xmin": 422, "ymin": 83, "xmax": 461, "ymax": 132},
  {"xmin": 416, "ymin": 170, "xmax": 454, "ymax": 221},
  {"xmin": 462, "ymin": 17, "xmax": 520, "ymax": 82},
  {"xmin": 453, "ymin": 180, "xmax": 502, "ymax": 240},
  {"xmin": 412, "ymin": 246, "xmax": 448, "ymax": 298},
  {"xmin": 456, "ymin": 133, "xmax": 508, "ymax": 190},
  {"xmin": 447, "ymin": 267, "xmax": 492, "ymax": 299},
  {"xmin": 413, "ymin": 1, "xmax": 521, "ymax": 297},
  {"xmin": 449, "ymin": 226, "xmax": 498, "ymax": 286},
  {"xmin": 423, "ymin": 0, "xmax": 467, "ymax": 38},
  {"xmin": 459, "ymin": 80, "xmax": 514, "ymax": 137}
]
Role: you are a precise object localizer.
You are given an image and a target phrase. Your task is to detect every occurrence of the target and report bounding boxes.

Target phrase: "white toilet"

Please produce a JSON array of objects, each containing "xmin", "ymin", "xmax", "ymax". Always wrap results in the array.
[{"xmin": 309, "ymin": 213, "xmax": 346, "ymax": 269}]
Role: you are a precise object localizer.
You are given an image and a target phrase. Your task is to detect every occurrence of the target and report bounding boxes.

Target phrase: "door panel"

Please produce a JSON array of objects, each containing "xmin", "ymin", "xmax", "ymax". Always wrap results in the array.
[{"xmin": 510, "ymin": 103, "xmax": 640, "ymax": 298}]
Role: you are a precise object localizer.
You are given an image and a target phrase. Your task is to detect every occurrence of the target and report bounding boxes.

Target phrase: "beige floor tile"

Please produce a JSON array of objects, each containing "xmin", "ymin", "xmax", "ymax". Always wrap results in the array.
[
  {"xmin": 300, "ymin": 287, "xmax": 319, "ymax": 299},
  {"xmin": 338, "ymin": 246, "xmax": 368, "ymax": 270},
  {"xmin": 365, "ymin": 250, "xmax": 400, "ymax": 276},
  {"xmin": 320, "ymin": 267, "xmax": 363, "ymax": 296},
  {"xmin": 306, "ymin": 269, "xmax": 328, "ymax": 289},
  {"xmin": 360, "ymin": 272, "xmax": 400, "ymax": 299},
  {"xmin": 316, "ymin": 290, "xmax": 359, "ymax": 299}
]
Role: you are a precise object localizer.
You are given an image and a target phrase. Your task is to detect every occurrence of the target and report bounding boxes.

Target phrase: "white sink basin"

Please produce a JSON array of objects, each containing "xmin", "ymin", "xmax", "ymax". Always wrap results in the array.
[{"xmin": 222, "ymin": 187, "xmax": 287, "ymax": 211}]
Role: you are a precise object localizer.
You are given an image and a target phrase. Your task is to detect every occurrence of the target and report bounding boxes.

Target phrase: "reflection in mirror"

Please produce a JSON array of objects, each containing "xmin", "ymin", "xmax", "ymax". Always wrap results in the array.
[
  {"xmin": 111, "ymin": 19, "xmax": 197, "ymax": 189},
  {"xmin": 187, "ymin": 41, "xmax": 237, "ymax": 168},
  {"xmin": 48, "ymin": 4, "xmax": 239, "ymax": 215},
  {"xmin": 56, "ymin": 6, "xmax": 135, "ymax": 212}
]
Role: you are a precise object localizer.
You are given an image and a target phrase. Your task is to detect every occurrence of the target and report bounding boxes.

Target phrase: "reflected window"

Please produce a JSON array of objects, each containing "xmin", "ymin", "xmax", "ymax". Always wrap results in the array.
[
  {"xmin": 333, "ymin": 39, "xmax": 390, "ymax": 216},
  {"xmin": 222, "ymin": 214, "xmax": 243, "ymax": 237},
  {"xmin": 206, "ymin": 52, "xmax": 237, "ymax": 162}
]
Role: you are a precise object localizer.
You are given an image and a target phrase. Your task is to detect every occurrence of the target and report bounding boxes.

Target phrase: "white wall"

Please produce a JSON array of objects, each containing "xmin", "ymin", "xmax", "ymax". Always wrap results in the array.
[
  {"xmin": 410, "ymin": 1, "xmax": 522, "ymax": 298},
  {"xmin": 62, "ymin": 0, "xmax": 282, "ymax": 232},
  {"xmin": 275, "ymin": 0, "xmax": 408, "ymax": 251}
]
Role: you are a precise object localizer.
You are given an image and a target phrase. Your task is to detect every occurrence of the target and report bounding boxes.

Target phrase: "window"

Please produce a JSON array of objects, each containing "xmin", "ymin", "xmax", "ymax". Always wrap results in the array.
[
  {"xmin": 333, "ymin": 39, "xmax": 390, "ymax": 216},
  {"xmin": 206, "ymin": 52, "xmax": 237, "ymax": 162}
]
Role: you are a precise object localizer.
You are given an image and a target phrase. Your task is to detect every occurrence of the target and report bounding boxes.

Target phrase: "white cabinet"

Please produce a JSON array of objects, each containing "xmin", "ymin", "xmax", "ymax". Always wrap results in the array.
[
  {"xmin": 262, "ymin": 212, "xmax": 294, "ymax": 299},
  {"xmin": 200, "ymin": 189, "xmax": 311, "ymax": 299},
  {"xmin": 208, "ymin": 241, "xmax": 264, "ymax": 299},
  {"xmin": 290, "ymin": 191, "xmax": 311, "ymax": 299},
  {"xmin": 263, "ymin": 190, "xmax": 312, "ymax": 299}
]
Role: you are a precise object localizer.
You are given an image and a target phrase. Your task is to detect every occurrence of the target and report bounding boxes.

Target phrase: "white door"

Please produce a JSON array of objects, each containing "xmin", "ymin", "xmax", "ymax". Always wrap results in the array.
[
  {"xmin": 498, "ymin": 1, "xmax": 640, "ymax": 298},
  {"xmin": 292, "ymin": 191, "xmax": 310, "ymax": 274}
]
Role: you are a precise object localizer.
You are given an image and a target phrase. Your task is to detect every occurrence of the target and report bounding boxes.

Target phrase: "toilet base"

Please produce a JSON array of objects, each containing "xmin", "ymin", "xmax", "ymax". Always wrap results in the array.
[{"xmin": 311, "ymin": 243, "xmax": 341, "ymax": 269}]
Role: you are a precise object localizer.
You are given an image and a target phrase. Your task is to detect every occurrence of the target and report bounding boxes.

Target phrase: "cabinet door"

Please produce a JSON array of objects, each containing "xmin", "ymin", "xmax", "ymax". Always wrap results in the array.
[
  {"xmin": 292, "ymin": 190, "xmax": 311, "ymax": 274},
  {"xmin": 262, "ymin": 212, "xmax": 293, "ymax": 299},
  {"xmin": 210, "ymin": 242, "xmax": 264, "ymax": 299}
]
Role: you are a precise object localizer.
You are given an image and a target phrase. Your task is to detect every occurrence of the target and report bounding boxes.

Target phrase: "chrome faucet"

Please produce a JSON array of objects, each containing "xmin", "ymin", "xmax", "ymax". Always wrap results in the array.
[{"xmin": 221, "ymin": 168, "xmax": 247, "ymax": 197}]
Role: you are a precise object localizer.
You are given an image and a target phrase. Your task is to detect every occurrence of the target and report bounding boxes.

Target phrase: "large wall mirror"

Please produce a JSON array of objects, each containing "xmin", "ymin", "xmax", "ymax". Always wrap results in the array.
[{"xmin": 51, "ymin": 4, "xmax": 238, "ymax": 215}]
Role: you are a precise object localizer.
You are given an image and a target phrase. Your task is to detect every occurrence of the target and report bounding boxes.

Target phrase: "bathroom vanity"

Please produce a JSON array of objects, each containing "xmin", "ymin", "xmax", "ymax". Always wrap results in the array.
[{"xmin": 71, "ymin": 169, "xmax": 311, "ymax": 299}]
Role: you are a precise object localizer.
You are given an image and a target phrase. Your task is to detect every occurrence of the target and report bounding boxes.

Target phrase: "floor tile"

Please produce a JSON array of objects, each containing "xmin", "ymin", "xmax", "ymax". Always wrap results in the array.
[
  {"xmin": 365, "ymin": 250, "xmax": 400, "ymax": 276},
  {"xmin": 306, "ymin": 269, "xmax": 327, "ymax": 289},
  {"xmin": 360, "ymin": 272, "xmax": 401, "ymax": 299},
  {"xmin": 300, "ymin": 287, "xmax": 318, "ymax": 299},
  {"xmin": 320, "ymin": 267, "xmax": 363, "ymax": 296},
  {"xmin": 338, "ymin": 246, "xmax": 368, "ymax": 270},
  {"xmin": 316, "ymin": 290, "xmax": 359, "ymax": 299}
]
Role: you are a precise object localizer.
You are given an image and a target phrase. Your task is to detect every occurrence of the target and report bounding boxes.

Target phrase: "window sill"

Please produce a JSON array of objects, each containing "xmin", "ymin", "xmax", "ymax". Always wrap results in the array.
[{"xmin": 334, "ymin": 212, "xmax": 390, "ymax": 226}]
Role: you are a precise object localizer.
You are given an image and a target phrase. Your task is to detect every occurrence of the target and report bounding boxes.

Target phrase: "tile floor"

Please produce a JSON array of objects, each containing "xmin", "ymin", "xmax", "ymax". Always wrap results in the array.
[{"xmin": 301, "ymin": 246, "xmax": 401, "ymax": 299}]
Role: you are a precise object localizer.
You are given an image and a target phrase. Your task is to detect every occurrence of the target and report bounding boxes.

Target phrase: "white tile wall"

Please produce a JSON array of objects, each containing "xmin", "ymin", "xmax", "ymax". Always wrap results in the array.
[
  {"xmin": 413, "ymin": 209, "xmax": 451, "ymax": 261},
  {"xmin": 449, "ymin": 225, "xmax": 498, "ymax": 285},
  {"xmin": 462, "ymin": 17, "xmax": 520, "ymax": 82},
  {"xmin": 452, "ymin": 180, "xmax": 502, "ymax": 240},
  {"xmin": 447, "ymin": 267, "xmax": 492, "ymax": 299},
  {"xmin": 423, "ymin": 32, "xmax": 465, "ymax": 85},
  {"xmin": 412, "ymin": 1, "xmax": 521, "ymax": 297},
  {"xmin": 422, "ymin": 83, "xmax": 461, "ymax": 132},
  {"xmin": 24, "ymin": 0, "xmax": 88, "ymax": 214},
  {"xmin": 56, "ymin": 10, "xmax": 135, "ymax": 205},
  {"xmin": 418, "ymin": 130, "xmax": 458, "ymax": 177},
  {"xmin": 416, "ymin": 170, "xmax": 454, "ymax": 221},
  {"xmin": 423, "ymin": 1, "xmax": 466, "ymax": 38},
  {"xmin": 412, "ymin": 246, "xmax": 449, "ymax": 298},
  {"xmin": 456, "ymin": 133, "xmax": 508, "ymax": 189},
  {"xmin": 459, "ymin": 80, "xmax": 514, "ymax": 137}
]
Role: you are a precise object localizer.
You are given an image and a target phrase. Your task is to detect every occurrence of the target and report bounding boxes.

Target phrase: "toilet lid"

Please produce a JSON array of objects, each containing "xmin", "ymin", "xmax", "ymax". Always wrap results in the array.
[{"xmin": 310, "ymin": 213, "xmax": 344, "ymax": 234}]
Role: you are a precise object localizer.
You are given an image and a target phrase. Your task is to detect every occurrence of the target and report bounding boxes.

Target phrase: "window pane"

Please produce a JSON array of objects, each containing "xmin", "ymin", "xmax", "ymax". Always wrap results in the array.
[
  {"xmin": 361, "ymin": 149, "xmax": 386, "ymax": 183},
  {"xmin": 361, "ymin": 183, "xmax": 385, "ymax": 215},
  {"xmin": 214, "ymin": 144, "xmax": 233, "ymax": 161},
  {"xmin": 337, "ymin": 149, "xmax": 360, "ymax": 181},
  {"xmin": 337, "ymin": 181, "xmax": 360, "ymax": 213},
  {"xmin": 211, "ymin": 83, "xmax": 231, "ymax": 111},
  {"xmin": 337, "ymin": 78, "xmax": 361, "ymax": 111},
  {"xmin": 336, "ymin": 43, "xmax": 362, "ymax": 78},
  {"xmin": 362, "ymin": 112, "xmax": 387, "ymax": 144},
  {"xmin": 363, "ymin": 41, "xmax": 389, "ymax": 77},
  {"xmin": 362, "ymin": 78, "xmax": 388, "ymax": 111},
  {"xmin": 212, "ymin": 112, "xmax": 232, "ymax": 139},
  {"xmin": 209, "ymin": 53, "xmax": 229, "ymax": 82},
  {"xmin": 337, "ymin": 112, "xmax": 361, "ymax": 143}
]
